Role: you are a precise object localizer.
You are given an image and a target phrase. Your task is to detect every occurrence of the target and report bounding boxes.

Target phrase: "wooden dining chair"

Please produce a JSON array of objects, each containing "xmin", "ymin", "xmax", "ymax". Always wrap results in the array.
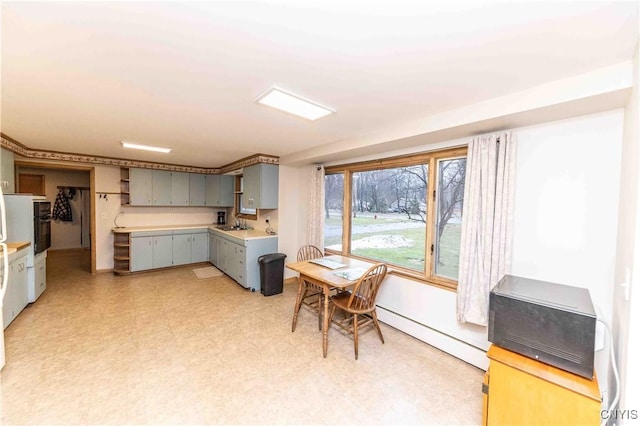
[
  {"xmin": 291, "ymin": 245, "xmax": 325, "ymax": 332},
  {"xmin": 328, "ymin": 263, "xmax": 388, "ymax": 360}
]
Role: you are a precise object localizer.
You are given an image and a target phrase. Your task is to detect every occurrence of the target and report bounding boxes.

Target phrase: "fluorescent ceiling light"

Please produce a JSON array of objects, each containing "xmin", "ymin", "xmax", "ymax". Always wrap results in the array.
[
  {"xmin": 121, "ymin": 141, "xmax": 172, "ymax": 153},
  {"xmin": 256, "ymin": 86, "xmax": 334, "ymax": 120}
]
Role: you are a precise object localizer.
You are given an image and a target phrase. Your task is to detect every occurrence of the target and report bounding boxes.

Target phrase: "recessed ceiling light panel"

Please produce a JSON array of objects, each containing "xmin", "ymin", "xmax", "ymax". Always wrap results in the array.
[
  {"xmin": 256, "ymin": 86, "xmax": 334, "ymax": 120},
  {"xmin": 121, "ymin": 141, "xmax": 172, "ymax": 153}
]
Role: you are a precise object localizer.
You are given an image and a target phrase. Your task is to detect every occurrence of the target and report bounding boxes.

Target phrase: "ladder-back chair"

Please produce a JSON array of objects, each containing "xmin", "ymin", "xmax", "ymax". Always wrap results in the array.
[
  {"xmin": 328, "ymin": 263, "xmax": 388, "ymax": 359},
  {"xmin": 291, "ymin": 245, "xmax": 324, "ymax": 332}
]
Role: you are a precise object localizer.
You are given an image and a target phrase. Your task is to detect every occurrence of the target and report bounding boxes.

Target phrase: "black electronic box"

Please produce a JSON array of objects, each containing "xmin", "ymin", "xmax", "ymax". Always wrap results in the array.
[{"xmin": 488, "ymin": 274, "xmax": 596, "ymax": 379}]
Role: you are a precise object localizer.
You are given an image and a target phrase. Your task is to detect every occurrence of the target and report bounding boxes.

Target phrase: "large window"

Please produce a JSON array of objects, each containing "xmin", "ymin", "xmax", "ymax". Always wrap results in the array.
[{"xmin": 324, "ymin": 147, "xmax": 467, "ymax": 289}]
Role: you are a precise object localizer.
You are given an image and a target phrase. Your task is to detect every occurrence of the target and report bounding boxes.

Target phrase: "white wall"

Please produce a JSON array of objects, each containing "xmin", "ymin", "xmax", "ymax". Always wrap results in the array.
[
  {"xmin": 613, "ymin": 41, "xmax": 640, "ymax": 418},
  {"xmin": 280, "ymin": 110, "xmax": 625, "ymax": 373},
  {"xmin": 277, "ymin": 165, "xmax": 306, "ymax": 273},
  {"xmin": 511, "ymin": 111, "xmax": 623, "ymax": 324},
  {"xmin": 511, "ymin": 110, "xmax": 624, "ymax": 403}
]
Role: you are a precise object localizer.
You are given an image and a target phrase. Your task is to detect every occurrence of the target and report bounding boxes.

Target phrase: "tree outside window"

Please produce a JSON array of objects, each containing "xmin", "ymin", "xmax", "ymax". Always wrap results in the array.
[{"xmin": 324, "ymin": 147, "xmax": 466, "ymax": 289}]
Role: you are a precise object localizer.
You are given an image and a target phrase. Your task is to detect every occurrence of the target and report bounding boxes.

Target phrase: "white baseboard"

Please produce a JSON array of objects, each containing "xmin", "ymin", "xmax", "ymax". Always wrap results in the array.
[{"xmin": 376, "ymin": 306, "xmax": 489, "ymax": 371}]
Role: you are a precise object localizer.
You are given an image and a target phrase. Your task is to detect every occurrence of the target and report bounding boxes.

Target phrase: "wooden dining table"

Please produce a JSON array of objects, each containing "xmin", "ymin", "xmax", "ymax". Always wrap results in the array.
[{"xmin": 286, "ymin": 255, "xmax": 376, "ymax": 357}]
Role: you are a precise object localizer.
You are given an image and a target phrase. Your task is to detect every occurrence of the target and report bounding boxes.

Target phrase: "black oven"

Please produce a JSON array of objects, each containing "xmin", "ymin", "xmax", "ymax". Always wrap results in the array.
[{"xmin": 33, "ymin": 201, "xmax": 51, "ymax": 254}]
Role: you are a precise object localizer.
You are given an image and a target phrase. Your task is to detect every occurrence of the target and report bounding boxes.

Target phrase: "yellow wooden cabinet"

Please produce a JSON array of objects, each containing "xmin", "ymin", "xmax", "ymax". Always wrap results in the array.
[{"xmin": 484, "ymin": 345, "xmax": 601, "ymax": 426}]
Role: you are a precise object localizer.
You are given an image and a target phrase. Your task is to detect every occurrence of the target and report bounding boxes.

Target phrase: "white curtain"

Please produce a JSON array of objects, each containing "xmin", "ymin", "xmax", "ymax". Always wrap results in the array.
[
  {"xmin": 307, "ymin": 165, "xmax": 325, "ymax": 251},
  {"xmin": 457, "ymin": 132, "xmax": 516, "ymax": 326}
]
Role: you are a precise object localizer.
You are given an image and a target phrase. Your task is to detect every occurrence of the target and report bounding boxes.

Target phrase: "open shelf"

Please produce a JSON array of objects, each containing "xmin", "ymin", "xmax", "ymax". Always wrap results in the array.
[
  {"xmin": 120, "ymin": 168, "xmax": 130, "ymax": 206},
  {"xmin": 113, "ymin": 232, "xmax": 131, "ymax": 274}
]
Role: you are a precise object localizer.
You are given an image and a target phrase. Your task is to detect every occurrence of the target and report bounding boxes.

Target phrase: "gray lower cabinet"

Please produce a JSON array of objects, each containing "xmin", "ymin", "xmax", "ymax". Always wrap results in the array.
[
  {"xmin": 209, "ymin": 230, "xmax": 277, "ymax": 291},
  {"xmin": 213, "ymin": 236, "xmax": 225, "ymax": 270},
  {"xmin": 131, "ymin": 236, "xmax": 153, "ymax": 271},
  {"xmin": 173, "ymin": 229, "xmax": 208, "ymax": 265},
  {"xmin": 209, "ymin": 232, "xmax": 217, "ymax": 265},
  {"xmin": 190, "ymin": 232, "xmax": 209, "ymax": 263},
  {"xmin": 132, "ymin": 229, "xmax": 209, "ymax": 271},
  {"xmin": 130, "ymin": 232, "xmax": 173, "ymax": 271},
  {"xmin": 217, "ymin": 238, "xmax": 230, "ymax": 274},
  {"xmin": 128, "ymin": 228, "xmax": 275, "ymax": 288},
  {"xmin": 222, "ymin": 240, "xmax": 244, "ymax": 285},
  {"xmin": 2, "ymin": 251, "xmax": 29, "ymax": 330},
  {"xmin": 153, "ymin": 235, "xmax": 173, "ymax": 268},
  {"xmin": 29, "ymin": 255, "xmax": 47, "ymax": 303},
  {"xmin": 172, "ymin": 234, "xmax": 191, "ymax": 266}
]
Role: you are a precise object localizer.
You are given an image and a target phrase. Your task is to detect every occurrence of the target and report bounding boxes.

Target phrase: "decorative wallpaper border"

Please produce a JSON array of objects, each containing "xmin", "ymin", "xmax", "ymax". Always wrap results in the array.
[
  {"xmin": 1, "ymin": 134, "xmax": 279, "ymax": 173},
  {"xmin": 220, "ymin": 154, "xmax": 280, "ymax": 174}
]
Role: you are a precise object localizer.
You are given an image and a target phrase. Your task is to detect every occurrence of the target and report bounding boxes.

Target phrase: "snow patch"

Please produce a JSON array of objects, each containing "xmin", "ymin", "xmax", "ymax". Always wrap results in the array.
[{"xmin": 327, "ymin": 235, "xmax": 414, "ymax": 250}]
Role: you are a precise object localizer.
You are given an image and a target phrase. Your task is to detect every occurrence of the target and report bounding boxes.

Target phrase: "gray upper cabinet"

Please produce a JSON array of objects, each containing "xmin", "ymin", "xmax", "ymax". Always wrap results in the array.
[
  {"xmin": 205, "ymin": 175, "xmax": 234, "ymax": 207},
  {"xmin": 189, "ymin": 174, "xmax": 206, "ymax": 206},
  {"xmin": 128, "ymin": 168, "xmax": 235, "ymax": 207},
  {"xmin": 171, "ymin": 172, "xmax": 190, "ymax": 206},
  {"xmin": 130, "ymin": 168, "xmax": 153, "ymax": 205},
  {"xmin": 1, "ymin": 148, "xmax": 16, "ymax": 193},
  {"xmin": 242, "ymin": 164, "xmax": 278, "ymax": 210},
  {"xmin": 152, "ymin": 170, "xmax": 172, "ymax": 206},
  {"xmin": 129, "ymin": 168, "xmax": 206, "ymax": 207}
]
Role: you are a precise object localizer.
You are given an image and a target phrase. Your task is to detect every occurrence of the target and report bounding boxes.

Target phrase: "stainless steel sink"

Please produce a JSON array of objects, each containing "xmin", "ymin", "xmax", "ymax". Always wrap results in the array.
[{"xmin": 217, "ymin": 225, "xmax": 243, "ymax": 231}]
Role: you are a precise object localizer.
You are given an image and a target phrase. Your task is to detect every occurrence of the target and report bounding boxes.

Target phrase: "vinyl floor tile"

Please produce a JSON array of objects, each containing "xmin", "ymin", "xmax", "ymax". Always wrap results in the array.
[{"xmin": 1, "ymin": 250, "xmax": 483, "ymax": 425}]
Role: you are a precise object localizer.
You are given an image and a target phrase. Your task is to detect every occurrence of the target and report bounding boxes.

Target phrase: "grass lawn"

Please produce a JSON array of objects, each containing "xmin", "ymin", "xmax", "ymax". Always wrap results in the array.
[
  {"xmin": 353, "ymin": 227, "xmax": 426, "ymax": 270},
  {"xmin": 324, "ymin": 219, "xmax": 461, "ymax": 279}
]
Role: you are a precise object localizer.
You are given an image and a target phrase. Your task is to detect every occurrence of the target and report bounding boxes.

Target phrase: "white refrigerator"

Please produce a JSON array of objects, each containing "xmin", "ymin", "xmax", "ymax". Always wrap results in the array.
[{"xmin": 1, "ymin": 185, "xmax": 9, "ymax": 370}]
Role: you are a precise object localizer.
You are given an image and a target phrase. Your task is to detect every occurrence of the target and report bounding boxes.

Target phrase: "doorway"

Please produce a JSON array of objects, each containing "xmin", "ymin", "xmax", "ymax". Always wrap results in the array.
[{"xmin": 15, "ymin": 161, "xmax": 96, "ymax": 273}]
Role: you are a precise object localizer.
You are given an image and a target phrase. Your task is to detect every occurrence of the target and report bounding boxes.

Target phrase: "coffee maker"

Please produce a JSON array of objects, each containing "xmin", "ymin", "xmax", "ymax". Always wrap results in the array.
[{"xmin": 217, "ymin": 211, "xmax": 226, "ymax": 225}]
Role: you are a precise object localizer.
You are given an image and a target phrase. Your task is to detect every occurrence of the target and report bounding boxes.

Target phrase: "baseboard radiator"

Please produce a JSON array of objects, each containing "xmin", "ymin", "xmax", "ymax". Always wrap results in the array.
[{"xmin": 376, "ymin": 305, "xmax": 489, "ymax": 370}]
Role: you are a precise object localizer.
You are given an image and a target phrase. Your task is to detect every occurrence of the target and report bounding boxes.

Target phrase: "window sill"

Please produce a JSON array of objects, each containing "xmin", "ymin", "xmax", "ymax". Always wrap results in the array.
[
  {"xmin": 388, "ymin": 268, "xmax": 457, "ymax": 292},
  {"xmin": 237, "ymin": 213, "xmax": 257, "ymax": 221},
  {"xmin": 324, "ymin": 249, "xmax": 458, "ymax": 292}
]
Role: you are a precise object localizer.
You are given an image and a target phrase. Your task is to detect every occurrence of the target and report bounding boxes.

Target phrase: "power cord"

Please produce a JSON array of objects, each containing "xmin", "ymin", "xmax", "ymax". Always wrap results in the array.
[{"xmin": 598, "ymin": 317, "xmax": 620, "ymax": 426}]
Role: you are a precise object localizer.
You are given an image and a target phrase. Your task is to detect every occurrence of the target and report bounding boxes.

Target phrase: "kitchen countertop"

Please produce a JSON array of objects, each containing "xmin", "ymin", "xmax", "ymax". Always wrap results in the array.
[
  {"xmin": 112, "ymin": 224, "xmax": 277, "ymax": 240},
  {"xmin": 0, "ymin": 241, "xmax": 31, "ymax": 261}
]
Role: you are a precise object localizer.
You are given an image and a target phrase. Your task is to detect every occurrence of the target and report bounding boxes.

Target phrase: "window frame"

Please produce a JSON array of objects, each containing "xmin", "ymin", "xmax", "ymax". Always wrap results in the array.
[
  {"xmin": 324, "ymin": 146, "xmax": 467, "ymax": 291},
  {"xmin": 235, "ymin": 175, "xmax": 258, "ymax": 220}
]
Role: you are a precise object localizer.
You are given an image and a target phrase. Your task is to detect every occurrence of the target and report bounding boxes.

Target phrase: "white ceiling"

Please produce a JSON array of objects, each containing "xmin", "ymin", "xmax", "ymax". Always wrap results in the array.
[{"xmin": 1, "ymin": 1, "xmax": 638, "ymax": 168}]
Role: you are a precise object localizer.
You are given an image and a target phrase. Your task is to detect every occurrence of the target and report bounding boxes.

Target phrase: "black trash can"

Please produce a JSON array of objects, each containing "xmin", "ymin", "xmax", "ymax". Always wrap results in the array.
[{"xmin": 258, "ymin": 253, "xmax": 287, "ymax": 296}]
